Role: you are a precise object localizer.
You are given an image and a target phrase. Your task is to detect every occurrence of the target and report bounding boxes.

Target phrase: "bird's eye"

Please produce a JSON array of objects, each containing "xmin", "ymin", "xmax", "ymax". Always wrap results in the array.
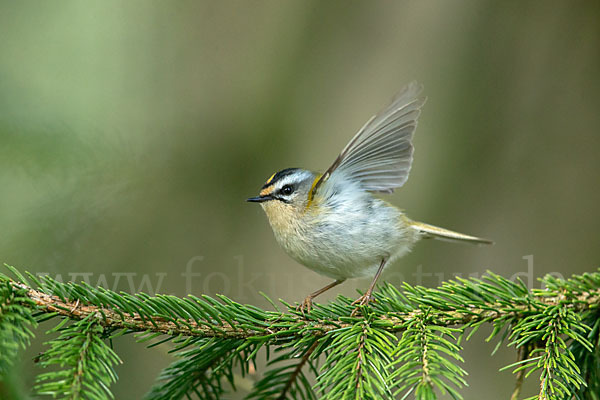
[{"xmin": 281, "ymin": 185, "xmax": 294, "ymax": 196}]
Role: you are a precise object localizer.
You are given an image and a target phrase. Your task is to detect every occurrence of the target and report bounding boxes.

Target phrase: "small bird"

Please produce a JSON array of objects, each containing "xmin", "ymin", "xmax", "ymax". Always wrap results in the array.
[{"xmin": 247, "ymin": 82, "xmax": 491, "ymax": 313}]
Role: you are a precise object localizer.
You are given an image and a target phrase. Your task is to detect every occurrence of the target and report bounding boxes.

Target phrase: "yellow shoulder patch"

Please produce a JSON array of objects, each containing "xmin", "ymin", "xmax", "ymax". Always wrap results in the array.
[{"xmin": 305, "ymin": 174, "xmax": 323, "ymax": 209}]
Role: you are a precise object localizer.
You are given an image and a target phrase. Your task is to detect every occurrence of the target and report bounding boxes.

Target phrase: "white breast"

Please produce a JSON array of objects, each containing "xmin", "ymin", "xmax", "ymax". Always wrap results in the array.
[{"xmin": 273, "ymin": 178, "xmax": 420, "ymax": 280}]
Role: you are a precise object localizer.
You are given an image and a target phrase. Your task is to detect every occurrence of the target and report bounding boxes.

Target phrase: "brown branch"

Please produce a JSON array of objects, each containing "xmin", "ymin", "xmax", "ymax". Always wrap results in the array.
[
  {"xmin": 15, "ymin": 281, "xmax": 341, "ymax": 339},
  {"xmin": 8, "ymin": 281, "xmax": 600, "ymax": 341},
  {"xmin": 355, "ymin": 323, "xmax": 368, "ymax": 390},
  {"xmin": 277, "ymin": 340, "xmax": 319, "ymax": 400},
  {"xmin": 510, "ymin": 343, "xmax": 530, "ymax": 400}
]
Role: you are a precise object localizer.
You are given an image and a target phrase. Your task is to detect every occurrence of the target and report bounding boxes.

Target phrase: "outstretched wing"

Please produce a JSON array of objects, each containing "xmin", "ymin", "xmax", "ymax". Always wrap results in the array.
[{"xmin": 315, "ymin": 81, "xmax": 426, "ymax": 195}]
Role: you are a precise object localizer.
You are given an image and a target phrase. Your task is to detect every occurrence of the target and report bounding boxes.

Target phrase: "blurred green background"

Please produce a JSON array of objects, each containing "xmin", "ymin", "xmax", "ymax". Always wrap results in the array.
[{"xmin": 1, "ymin": 1, "xmax": 598, "ymax": 399}]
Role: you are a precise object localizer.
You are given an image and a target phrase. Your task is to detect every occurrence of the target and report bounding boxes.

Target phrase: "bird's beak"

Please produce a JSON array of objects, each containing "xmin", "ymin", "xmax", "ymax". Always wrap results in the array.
[{"xmin": 246, "ymin": 194, "xmax": 273, "ymax": 203}]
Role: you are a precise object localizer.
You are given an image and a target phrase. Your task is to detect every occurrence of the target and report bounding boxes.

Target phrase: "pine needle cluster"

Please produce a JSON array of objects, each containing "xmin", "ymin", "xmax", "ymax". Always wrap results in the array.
[{"xmin": 1, "ymin": 263, "xmax": 599, "ymax": 399}]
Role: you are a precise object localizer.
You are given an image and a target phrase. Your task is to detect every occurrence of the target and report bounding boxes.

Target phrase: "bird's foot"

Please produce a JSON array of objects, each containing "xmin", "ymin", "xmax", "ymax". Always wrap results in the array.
[
  {"xmin": 351, "ymin": 293, "xmax": 375, "ymax": 316},
  {"xmin": 296, "ymin": 296, "xmax": 313, "ymax": 315}
]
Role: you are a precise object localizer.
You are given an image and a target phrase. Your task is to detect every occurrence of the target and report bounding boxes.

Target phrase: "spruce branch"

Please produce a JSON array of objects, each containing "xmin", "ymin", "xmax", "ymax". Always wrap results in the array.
[
  {"xmin": 248, "ymin": 338, "xmax": 319, "ymax": 400},
  {"xmin": 2, "ymin": 264, "xmax": 600, "ymax": 399},
  {"xmin": 0, "ymin": 280, "xmax": 37, "ymax": 377},
  {"xmin": 391, "ymin": 309, "xmax": 467, "ymax": 399},
  {"xmin": 569, "ymin": 314, "xmax": 600, "ymax": 398},
  {"xmin": 145, "ymin": 337, "xmax": 253, "ymax": 399},
  {"xmin": 8, "ymin": 277, "xmax": 600, "ymax": 341},
  {"xmin": 34, "ymin": 313, "xmax": 122, "ymax": 400},
  {"xmin": 315, "ymin": 316, "xmax": 396, "ymax": 399},
  {"xmin": 504, "ymin": 302, "xmax": 593, "ymax": 400}
]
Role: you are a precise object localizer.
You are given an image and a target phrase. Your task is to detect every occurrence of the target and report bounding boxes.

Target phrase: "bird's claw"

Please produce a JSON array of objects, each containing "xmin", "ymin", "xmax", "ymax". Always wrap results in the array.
[
  {"xmin": 351, "ymin": 293, "xmax": 375, "ymax": 316},
  {"xmin": 297, "ymin": 296, "xmax": 313, "ymax": 315}
]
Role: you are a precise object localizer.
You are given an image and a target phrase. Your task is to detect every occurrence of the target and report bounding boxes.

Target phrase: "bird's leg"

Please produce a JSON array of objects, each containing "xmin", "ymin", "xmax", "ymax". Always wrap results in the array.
[
  {"xmin": 352, "ymin": 258, "xmax": 387, "ymax": 314},
  {"xmin": 298, "ymin": 279, "xmax": 345, "ymax": 314}
]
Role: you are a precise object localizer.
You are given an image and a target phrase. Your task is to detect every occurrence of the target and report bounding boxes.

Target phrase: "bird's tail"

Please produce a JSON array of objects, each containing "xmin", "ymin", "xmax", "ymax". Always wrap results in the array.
[{"xmin": 410, "ymin": 221, "xmax": 493, "ymax": 245}]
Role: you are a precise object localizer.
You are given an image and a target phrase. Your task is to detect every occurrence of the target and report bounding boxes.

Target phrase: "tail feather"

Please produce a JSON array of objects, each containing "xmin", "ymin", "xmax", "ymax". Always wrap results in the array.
[{"xmin": 410, "ymin": 221, "xmax": 493, "ymax": 245}]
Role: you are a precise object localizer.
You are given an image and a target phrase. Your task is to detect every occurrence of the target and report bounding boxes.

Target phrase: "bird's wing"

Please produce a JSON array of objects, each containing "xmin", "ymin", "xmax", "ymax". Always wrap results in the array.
[{"xmin": 312, "ymin": 81, "xmax": 426, "ymax": 196}]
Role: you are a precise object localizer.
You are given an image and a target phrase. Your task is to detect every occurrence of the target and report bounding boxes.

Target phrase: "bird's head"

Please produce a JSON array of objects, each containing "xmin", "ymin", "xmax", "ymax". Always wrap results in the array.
[{"xmin": 247, "ymin": 168, "xmax": 317, "ymax": 228}]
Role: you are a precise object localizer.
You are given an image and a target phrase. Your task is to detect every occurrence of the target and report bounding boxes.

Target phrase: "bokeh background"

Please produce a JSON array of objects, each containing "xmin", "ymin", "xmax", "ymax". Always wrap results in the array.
[{"xmin": 1, "ymin": 1, "xmax": 599, "ymax": 399}]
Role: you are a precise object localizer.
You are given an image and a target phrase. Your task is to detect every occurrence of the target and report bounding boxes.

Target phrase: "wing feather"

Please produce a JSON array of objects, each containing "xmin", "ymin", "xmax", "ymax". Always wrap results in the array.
[{"xmin": 315, "ymin": 81, "xmax": 426, "ymax": 194}]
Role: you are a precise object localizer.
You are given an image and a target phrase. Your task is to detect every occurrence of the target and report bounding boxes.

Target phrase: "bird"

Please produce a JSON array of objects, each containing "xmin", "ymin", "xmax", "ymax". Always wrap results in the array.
[{"xmin": 247, "ymin": 81, "xmax": 492, "ymax": 313}]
